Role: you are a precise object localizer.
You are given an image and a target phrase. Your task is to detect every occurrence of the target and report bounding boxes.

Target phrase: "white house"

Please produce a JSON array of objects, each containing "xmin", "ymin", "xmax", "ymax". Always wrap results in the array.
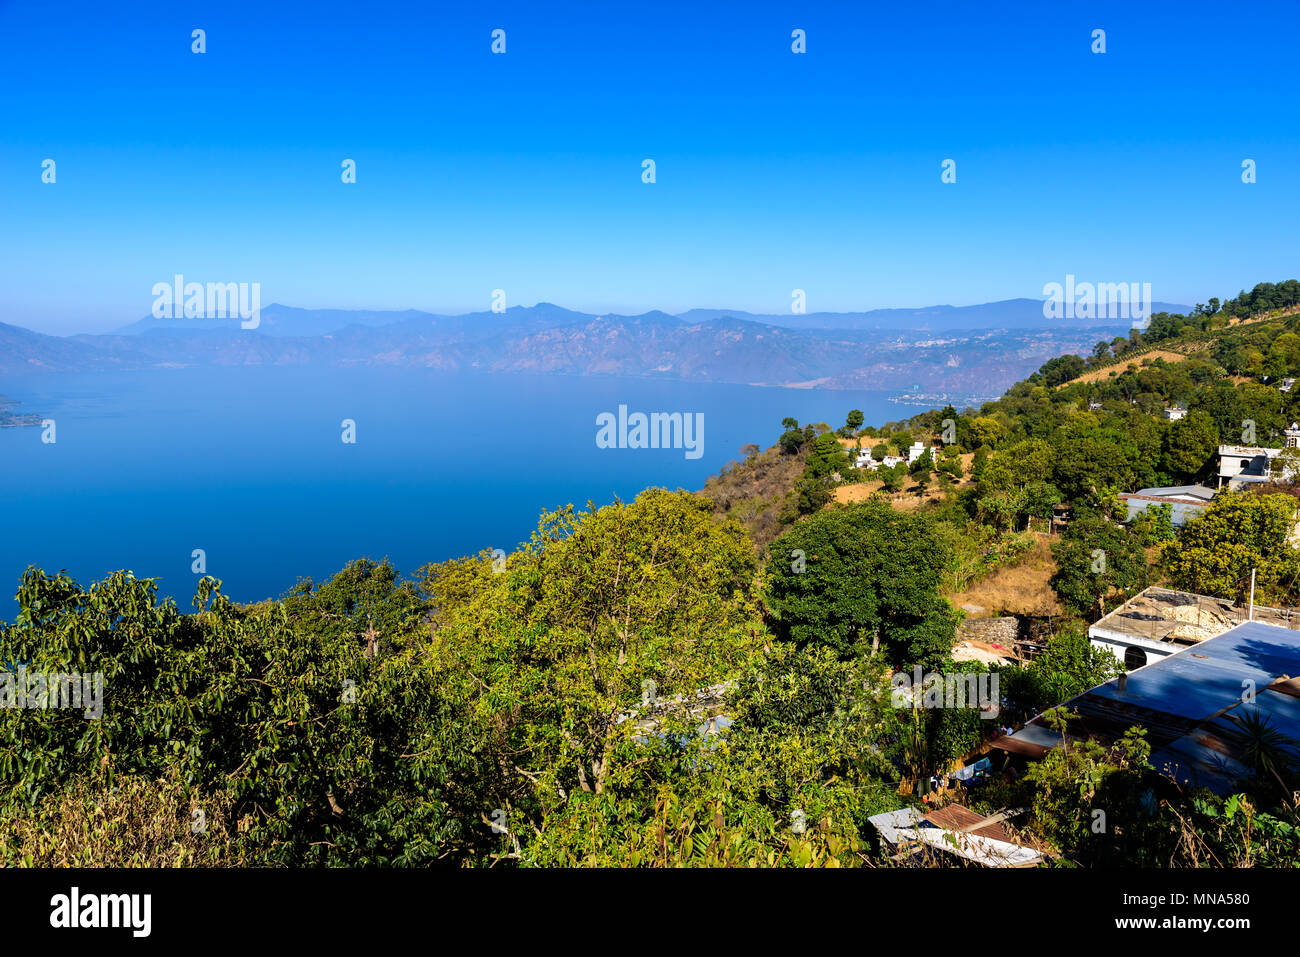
[
  {"xmin": 1162, "ymin": 406, "xmax": 1187, "ymax": 421},
  {"xmin": 1217, "ymin": 423, "xmax": 1300, "ymax": 488},
  {"xmin": 1086, "ymin": 587, "xmax": 1300, "ymax": 671},
  {"xmin": 906, "ymin": 442, "xmax": 929, "ymax": 465},
  {"xmin": 1281, "ymin": 378, "xmax": 1296, "ymax": 393}
]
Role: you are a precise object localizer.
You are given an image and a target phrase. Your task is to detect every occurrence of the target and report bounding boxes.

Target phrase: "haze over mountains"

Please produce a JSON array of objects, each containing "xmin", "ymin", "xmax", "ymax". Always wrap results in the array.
[{"xmin": 1, "ymin": 299, "xmax": 1188, "ymax": 400}]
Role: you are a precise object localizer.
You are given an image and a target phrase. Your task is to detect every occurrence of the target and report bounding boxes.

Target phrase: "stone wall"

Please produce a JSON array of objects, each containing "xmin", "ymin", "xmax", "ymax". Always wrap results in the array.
[{"xmin": 956, "ymin": 616, "xmax": 1019, "ymax": 645}]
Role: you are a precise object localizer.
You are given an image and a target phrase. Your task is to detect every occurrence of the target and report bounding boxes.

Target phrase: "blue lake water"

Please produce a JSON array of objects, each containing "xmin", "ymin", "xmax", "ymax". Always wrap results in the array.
[{"xmin": 0, "ymin": 368, "xmax": 932, "ymax": 619}]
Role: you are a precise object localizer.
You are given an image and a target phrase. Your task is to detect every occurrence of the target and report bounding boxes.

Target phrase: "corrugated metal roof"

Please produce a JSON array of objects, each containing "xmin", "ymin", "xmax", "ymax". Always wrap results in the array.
[
  {"xmin": 996, "ymin": 621, "xmax": 1300, "ymax": 793},
  {"xmin": 866, "ymin": 807, "xmax": 1043, "ymax": 867}
]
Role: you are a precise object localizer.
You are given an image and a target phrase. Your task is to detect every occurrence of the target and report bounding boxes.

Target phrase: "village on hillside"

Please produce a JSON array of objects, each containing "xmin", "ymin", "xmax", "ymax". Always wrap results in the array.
[{"xmin": 690, "ymin": 284, "xmax": 1300, "ymax": 867}]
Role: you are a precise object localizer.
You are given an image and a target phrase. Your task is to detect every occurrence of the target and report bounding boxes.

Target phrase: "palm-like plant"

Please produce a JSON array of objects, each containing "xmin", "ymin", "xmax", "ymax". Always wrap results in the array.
[{"xmin": 1236, "ymin": 710, "xmax": 1295, "ymax": 797}]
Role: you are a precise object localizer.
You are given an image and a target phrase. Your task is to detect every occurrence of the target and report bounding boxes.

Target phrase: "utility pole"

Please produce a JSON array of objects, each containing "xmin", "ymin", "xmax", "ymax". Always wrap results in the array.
[{"xmin": 1249, "ymin": 568, "xmax": 1257, "ymax": 621}]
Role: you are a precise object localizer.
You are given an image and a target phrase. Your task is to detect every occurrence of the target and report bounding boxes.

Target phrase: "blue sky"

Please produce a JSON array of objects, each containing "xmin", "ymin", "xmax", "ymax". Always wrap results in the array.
[{"xmin": 1, "ymin": 0, "xmax": 1297, "ymax": 333}]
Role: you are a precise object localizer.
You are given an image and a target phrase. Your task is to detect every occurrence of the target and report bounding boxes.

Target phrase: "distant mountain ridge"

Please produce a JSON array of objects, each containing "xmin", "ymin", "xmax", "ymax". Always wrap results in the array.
[
  {"xmin": 2, "ymin": 298, "xmax": 1185, "ymax": 399},
  {"xmin": 109, "ymin": 298, "xmax": 1188, "ymax": 338}
]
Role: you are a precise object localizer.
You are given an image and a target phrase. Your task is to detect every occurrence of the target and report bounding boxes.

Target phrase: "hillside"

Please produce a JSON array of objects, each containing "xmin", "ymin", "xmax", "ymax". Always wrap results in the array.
[
  {"xmin": 6, "ymin": 280, "xmax": 1300, "ymax": 871},
  {"xmin": 700, "ymin": 277, "xmax": 1300, "ymax": 620}
]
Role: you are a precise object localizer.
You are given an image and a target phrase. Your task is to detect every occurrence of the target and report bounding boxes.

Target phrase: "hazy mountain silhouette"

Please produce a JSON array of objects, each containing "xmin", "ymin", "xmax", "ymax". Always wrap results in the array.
[{"xmin": 3, "ymin": 299, "xmax": 1173, "ymax": 397}]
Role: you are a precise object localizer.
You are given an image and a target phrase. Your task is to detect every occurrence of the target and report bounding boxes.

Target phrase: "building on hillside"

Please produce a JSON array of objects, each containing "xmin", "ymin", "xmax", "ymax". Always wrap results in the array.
[
  {"xmin": 881, "ymin": 455, "xmax": 905, "ymax": 468},
  {"xmin": 1087, "ymin": 400, "xmax": 1103, "ymax": 411},
  {"xmin": 854, "ymin": 449, "xmax": 877, "ymax": 469},
  {"xmin": 1217, "ymin": 445, "xmax": 1274, "ymax": 487},
  {"xmin": 615, "ymin": 681, "xmax": 732, "ymax": 746},
  {"xmin": 1217, "ymin": 425, "xmax": 1298, "ymax": 487},
  {"xmin": 1162, "ymin": 406, "xmax": 1187, "ymax": 421},
  {"xmin": 1281, "ymin": 378, "xmax": 1296, "ymax": 393},
  {"xmin": 1086, "ymin": 585, "xmax": 1300, "ymax": 671},
  {"xmin": 867, "ymin": 805, "xmax": 1044, "ymax": 868},
  {"xmin": 1119, "ymin": 485, "xmax": 1215, "ymax": 528},
  {"xmin": 1217, "ymin": 423, "xmax": 1300, "ymax": 489},
  {"xmin": 994, "ymin": 620, "xmax": 1300, "ymax": 794},
  {"xmin": 906, "ymin": 442, "xmax": 929, "ymax": 465}
]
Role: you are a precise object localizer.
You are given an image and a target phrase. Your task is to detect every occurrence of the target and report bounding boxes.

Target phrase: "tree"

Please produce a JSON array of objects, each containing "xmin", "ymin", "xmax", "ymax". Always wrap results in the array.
[
  {"xmin": 788, "ymin": 474, "xmax": 835, "ymax": 516},
  {"xmin": 979, "ymin": 438, "xmax": 1053, "ymax": 492},
  {"xmin": 804, "ymin": 431, "xmax": 849, "ymax": 479},
  {"xmin": 1162, "ymin": 410, "xmax": 1217, "ymax": 482},
  {"xmin": 1049, "ymin": 514, "xmax": 1150, "ymax": 620},
  {"xmin": 1191, "ymin": 382, "xmax": 1285, "ymax": 445},
  {"xmin": 1161, "ymin": 491, "xmax": 1300, "ymax": 605},
  {"xmin": 764, "ymin": 502, "xmax": 956, "ymax": 666},
  {"xmin": 1000, "ymin": 623, "xmax": 1121, "ymax": 719},
  {"xmin": 1051, "ymin": 424, "xmax": 1148, "ymax": 501},
  {"xmin": 778, "ymin": 427, "xmax": 804, "ymax": 455},
  {"xmin": 1037, "ymin": 354, "xmax": 1086, "ymax": 387},
  {"xmin": 880, "ymin": 463, "xmax": 907, "ymax": 493},
  {"xmin": 841, "ymin": 409, "xmax": 864, "ymax": 436},
  {"xmin": 968, "ymin": 416, "xmax": 1002, "ymax": 449},
  {"xmin": 938, "ymin": 448, "xmax": 963, "ymax": 481}
]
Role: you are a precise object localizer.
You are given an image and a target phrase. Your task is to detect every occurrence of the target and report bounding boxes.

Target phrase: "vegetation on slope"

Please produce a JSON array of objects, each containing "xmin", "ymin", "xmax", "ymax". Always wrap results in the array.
[{"xmin": 4, "ymin": 281, "xmax": 1300, "ymax": 867}]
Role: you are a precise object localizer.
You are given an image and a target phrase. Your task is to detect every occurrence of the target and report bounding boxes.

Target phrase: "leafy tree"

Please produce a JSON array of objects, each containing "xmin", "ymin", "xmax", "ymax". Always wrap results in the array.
[
  {"xmin": 1036, "ymin": 354, "xmax": 1086, "ymax": 387},
  {"xmin": 1051, "ymin": 423, "xmax": 1149, "ymax": 500},
  {"xmin": 967, "ymin": 416, "xmax": 1002, "ymax": 449},
  {"xmin": 778, "ymin": 427, "xmax": 805, "ymax": 455},
  {"xmin": 1162, "ymin": 410, "xmax": 1218, "ymax": 482},
  {"xmin": 787, "ymin": 474, "xmax": 835, "ymax": 517},
  {"xmin": 840, "ymin": 409, "xmax": 864, "ymax": 436},
  {"xmin": 1129, "ymin": 503, "xmax": 1177, "ymax": 545},
  {"xmin": 979, "ymin": 438, "xmax": 1053, "ymax": 492},
  {"xmin": 804, "ymin": 431, "xmax": 849, "ymax": 479},
  {"xmin": 765, "ymin": 502, "xmax": 956, "ymax": 666},
  {"xmin": 1161, "ymin": 491, "xmax": 1300, "ymax": 604},
  {"xmin": 1049, "ymin": 514, "xmax": 1150, "ymax": 620},
  {"xmin": 999, "ymin": 623, "xmax": 1120, "ymax": 719}
]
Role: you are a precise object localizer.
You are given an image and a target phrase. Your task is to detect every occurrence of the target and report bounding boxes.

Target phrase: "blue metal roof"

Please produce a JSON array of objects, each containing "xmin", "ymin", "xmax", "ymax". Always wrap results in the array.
[{"xmin": 1001, "ymin": 621, "xmax": 1300, "ymax": 793}]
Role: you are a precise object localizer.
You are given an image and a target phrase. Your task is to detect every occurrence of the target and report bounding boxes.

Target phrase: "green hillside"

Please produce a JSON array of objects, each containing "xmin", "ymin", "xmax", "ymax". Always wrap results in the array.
[{"xmin": 4, "ymin": 281, "xmax": 1300, "ymax": 868}]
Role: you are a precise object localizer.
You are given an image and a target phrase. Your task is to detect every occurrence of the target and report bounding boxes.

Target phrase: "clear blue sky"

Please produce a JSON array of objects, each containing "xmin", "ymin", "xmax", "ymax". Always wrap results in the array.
[{"xmin": 2, "ymin": 0, "xmax": 1297, "ymax": 333}]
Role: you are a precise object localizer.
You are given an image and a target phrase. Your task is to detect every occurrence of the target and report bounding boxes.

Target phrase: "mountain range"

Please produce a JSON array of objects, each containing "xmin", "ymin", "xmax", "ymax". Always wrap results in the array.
[{"xmin": 1, "ymin": 299, "xmax": 1188, "ymax": 401}]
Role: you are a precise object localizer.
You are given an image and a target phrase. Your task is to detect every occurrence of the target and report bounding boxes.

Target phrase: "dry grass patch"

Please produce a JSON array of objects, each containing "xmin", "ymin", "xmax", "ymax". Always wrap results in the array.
[{"xmin": 945, "ymin": 533, "xmax": 1062, "ymax": 618}]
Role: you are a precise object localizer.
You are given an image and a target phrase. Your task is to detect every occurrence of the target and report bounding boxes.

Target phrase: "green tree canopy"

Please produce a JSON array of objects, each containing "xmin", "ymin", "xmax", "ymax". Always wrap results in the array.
[
  {"xmin": 764, "ymin": 502, "xmax": 956, "ymax": 666},
  {"xmin": 1160, "ymin": 491, "xmax": 1300, "ymax": 605}
]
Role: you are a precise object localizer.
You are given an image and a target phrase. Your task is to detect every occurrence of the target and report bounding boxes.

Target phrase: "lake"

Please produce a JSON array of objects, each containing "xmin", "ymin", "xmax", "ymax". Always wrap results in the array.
[{"xmin": 0, "ymin": 368, "xmax": 933, "ymax": 618}]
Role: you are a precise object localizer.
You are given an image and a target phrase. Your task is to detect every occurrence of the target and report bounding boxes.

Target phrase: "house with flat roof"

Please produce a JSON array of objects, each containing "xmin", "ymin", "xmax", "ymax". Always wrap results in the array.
[
  {"xmin": 995, "ymin": 620, "xmax": 1300, "ymax": 794},
  {"xmin": 1218, "ymin": 422, "xmax": 1300, "ymax": 488},
  {"xmin": 1087, "ymin": 586, "xmax": 1300, "ymax": 671},
  {"xmin": 1162, "ymin": 406, "xmax": 1187, "ymax": 421}
]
